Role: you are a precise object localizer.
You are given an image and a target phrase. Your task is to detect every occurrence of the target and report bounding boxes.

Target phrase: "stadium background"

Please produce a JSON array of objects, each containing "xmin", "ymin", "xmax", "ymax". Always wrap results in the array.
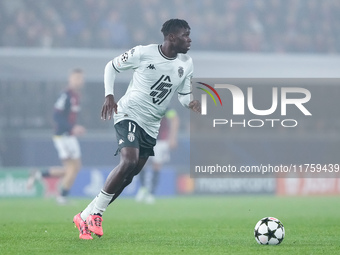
[{"xmin": 1, "ymin": 0, "xmax": 340, "ymax": 198}]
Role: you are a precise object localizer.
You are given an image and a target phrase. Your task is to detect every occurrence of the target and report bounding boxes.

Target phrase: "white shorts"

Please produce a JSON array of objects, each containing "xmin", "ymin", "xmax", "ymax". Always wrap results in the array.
[
  {"xmin": 53, "ymin": 135, "xmax": 81, "ymax": 160},
  {"xmin": 152, "ymin": 140, "xmax": 170, "ymax": 165}
]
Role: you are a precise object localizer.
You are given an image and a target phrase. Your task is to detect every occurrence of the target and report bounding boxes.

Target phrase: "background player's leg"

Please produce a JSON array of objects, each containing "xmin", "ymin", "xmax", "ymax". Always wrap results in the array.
[
  {"xmin": 59, "ymin": 158, "xmax": 81, "ymax": 200},
  {"xmin": 143, "ymin": 162, "xmax": 161, "ymax": 204},
  {"xmin": 150, "ymin": 162, "xmax": 161, "ymax": 192},
  {"xmin": 138, "ymin": 169, "xmax": 146, "ymax": 187},
  {"xmin": 44, "ymin": 166, "xmax": 66, "ymax": 177},
  {"xmin": 27, "ymin": 166, "xmax": 65, "ymax": 189},
  {"xmin": 135, "ymin": 164, "xmax": 147, "ymax": 202}
]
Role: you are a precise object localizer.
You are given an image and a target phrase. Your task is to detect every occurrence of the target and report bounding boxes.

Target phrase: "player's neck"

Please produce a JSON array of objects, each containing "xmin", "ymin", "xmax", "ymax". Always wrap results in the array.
[
  {"xmin": 160, "ymin": 43, "xmax": 177, "ymax": 58},
  {"xmin": 68, "ymin": 85, "xmax": 80, "ymax": 95}
]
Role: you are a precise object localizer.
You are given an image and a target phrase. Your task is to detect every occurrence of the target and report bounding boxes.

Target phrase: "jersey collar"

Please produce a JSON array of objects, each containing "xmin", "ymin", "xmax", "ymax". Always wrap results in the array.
[{"xmin": 158, "ymin": 45, "xmax": 177, "ymax": 60}]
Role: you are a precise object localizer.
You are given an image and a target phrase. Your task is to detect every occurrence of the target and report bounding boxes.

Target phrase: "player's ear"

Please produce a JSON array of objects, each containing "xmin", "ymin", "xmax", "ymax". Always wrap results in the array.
[{"xmin": 168, "ymin": 33, "xmax": 176, "ymax": 42}]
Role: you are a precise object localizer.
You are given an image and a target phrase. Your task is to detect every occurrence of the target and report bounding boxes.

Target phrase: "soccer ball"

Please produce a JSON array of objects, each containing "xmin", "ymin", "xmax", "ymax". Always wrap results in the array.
[{"xmin": 254, "ymin": 217, "xmax": 285, "ymax": 245}]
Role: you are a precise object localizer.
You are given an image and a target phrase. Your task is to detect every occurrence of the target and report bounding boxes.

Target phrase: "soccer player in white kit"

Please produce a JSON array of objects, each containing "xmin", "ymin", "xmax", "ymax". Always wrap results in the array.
[{"xmin": 73, "ymin": 19, "xmax": 200, "ymax": 239}]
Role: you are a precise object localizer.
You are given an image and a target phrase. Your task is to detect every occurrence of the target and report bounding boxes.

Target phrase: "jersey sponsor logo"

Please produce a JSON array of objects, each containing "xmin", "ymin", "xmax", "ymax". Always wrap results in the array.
[
  {"xmin": 178, "ymin": 66, "xmax": 184, "ymax": 78},
  {"xmin": 147, "ymin": 64, "xmax": 156, "ymax": 70},
  {"xmin": 150, "ymin": 75, "xmax": 173, "ymax": 105}
]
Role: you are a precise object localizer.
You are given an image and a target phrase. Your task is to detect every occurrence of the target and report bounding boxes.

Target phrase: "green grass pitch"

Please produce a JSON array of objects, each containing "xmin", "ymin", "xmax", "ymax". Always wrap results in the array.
[{"xmin": 1, "ymin": 196, "xmax": 339, "ymax": 255}]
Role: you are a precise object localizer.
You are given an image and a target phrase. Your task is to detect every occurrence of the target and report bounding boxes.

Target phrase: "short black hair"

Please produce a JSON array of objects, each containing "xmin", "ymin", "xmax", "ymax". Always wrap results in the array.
[
  {"xmin": 161, "ymin": 19, "xmax": 190, "ymax": 37},
  {"xmin": 72, "ymin": 68, "xmax": 83, "ymax": 74}
]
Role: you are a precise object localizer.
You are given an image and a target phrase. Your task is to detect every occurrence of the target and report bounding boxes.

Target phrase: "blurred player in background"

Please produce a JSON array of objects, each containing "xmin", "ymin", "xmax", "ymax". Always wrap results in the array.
[
  {"xmin": 27, "ymin": 68, "xmax": 86, "ymax": 205},
  {"xmin": 73, "ymin": 19, "xmax": 200, "ymax": 240},
  {"xmin": 135, "ymin": 108, "xmax": 179, "ymax": 204}
]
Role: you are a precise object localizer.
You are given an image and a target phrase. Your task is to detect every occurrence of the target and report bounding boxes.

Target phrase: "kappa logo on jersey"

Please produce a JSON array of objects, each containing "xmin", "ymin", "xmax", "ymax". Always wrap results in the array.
[
  {"xmin": 119, "ymin": 139, "xmax": 124, "ymax": 145},
  {"xmin": 147, "ymin": 64, "xmax": 156, "ymax": 70},
  {"xmin": 149, "ymin": 75, "xmax": 173, "ymax": 105},
  {"xmin": 121, "ymin": 52, "xmax": 129, "ymax": 62},
  {"xmin": 178, "ymin": 66, "xmax": 184, "ymax": 78}
]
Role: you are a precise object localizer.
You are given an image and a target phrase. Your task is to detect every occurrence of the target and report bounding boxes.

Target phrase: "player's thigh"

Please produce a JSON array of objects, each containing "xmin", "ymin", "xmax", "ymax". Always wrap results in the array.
[
  {"xmin": 114, "ymin": 120, "xmax": 140, "ymax": 153},
  {"xmin": 67, "ymin": 136, "xmax": 81, "ymax": 159},
  {"xmin": 53, "ymin": 136, "xmax": 81, "ymax": 160},
  {"xmin": 53, "ymin": 136, "xmax": 68, "ymax": 159},
  {"xmin": 114, "ymin": 120, "xmax": 156, "ymax": 155}
]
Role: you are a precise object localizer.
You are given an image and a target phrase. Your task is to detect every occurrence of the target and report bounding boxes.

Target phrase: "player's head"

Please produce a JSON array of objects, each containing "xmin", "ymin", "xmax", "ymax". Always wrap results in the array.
[
  {"xmin": 69, "ymin": 68, "xmax": 84, "ymax": 91},
  {"xmin": 161, "ymin": 19, "xmax": 191, "ymax": 54},
  {"xmin": 161, "ymin": 19, "xmax": 190, "ymax": 37}
]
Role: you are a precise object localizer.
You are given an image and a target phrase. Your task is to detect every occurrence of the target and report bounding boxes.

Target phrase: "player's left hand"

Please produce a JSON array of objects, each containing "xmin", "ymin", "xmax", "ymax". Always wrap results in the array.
[{"xmin": 189, "ymin": 100, "xmax": 201, "ymax": 113}]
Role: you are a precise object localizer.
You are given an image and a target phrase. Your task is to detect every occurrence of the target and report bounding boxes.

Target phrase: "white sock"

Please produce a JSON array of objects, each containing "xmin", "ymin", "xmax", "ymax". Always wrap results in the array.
[
  {"xmin": 80, "ymin": 196, "xmax": 98, "ymax": 221},
  {"xmin": 91, "ymin": 190, "xmax": 114, "ymax": 216}
]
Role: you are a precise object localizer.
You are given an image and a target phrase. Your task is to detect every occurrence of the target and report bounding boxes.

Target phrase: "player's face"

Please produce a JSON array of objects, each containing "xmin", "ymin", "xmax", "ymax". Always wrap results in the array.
[
  {"xmin": 173, "ymin": 28, "xmax": 191, "ymax": 54},
  {"xmin": 69, "ymin": 72, "xmax": 84, "ymax": 91}
]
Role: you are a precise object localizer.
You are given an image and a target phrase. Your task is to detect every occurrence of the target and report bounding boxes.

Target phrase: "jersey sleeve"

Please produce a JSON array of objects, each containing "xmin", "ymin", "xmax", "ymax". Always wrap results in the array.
[
  {"xmin": 53, "ymin": 92, "xmax": 72, "ymax": 135},
  {"xmin": 112, "ymin": 46, "xmax": 141, "ymax": 73},
  {"xmin": 54, "ymin": 92, "xmax": 68, "ymax": 111},
  {"xmin": 177, "ymin": 58, "xmax": 193, "ymax": 95}
]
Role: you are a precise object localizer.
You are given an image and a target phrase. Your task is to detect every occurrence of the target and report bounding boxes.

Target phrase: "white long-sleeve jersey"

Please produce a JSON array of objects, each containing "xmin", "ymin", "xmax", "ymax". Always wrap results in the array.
[{"xmin": 105, "ymin": 44, "xmax": 193, "ymax": 138}]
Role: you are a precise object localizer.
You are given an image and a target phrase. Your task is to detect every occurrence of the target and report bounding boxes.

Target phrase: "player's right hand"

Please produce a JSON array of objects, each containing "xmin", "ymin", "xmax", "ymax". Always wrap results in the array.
[
  {"xmin": 101, "ymin": 94, "xmax": 117, "ymax": 120},
  {"xmin": 189, "ymin": 100, "xmax": 201, "ymax": 113},
  {"xmin": 72, "ymin": 125, "xmax": 86, "ymax": 136}
]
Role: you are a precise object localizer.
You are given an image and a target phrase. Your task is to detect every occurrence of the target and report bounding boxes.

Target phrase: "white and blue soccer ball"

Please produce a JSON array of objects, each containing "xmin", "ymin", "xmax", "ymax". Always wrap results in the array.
[{"xmin": 254, "ymin": 217, "xmax": 285, "ymax": 245}]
